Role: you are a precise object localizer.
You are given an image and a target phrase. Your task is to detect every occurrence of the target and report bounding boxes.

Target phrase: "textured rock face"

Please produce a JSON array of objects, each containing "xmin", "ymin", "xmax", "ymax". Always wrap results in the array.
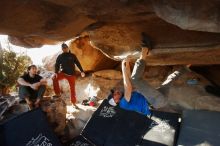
[
  {"xmin": 153, "ymin": 0, "xmax": 220, "ymax": 33},
  {"xmin": 0, "ymin": 0, "xmax": 95, "ymax": 47},
  {"xmin": 0, "ymin": 0, "xmax": 220, "ymax": 65},
  {"xmin": 69, "ymin": 36, "xmax": 119, "ymax": 71},
  {"xmin": 192, "ymin": 65, "xmax": 220, "ymax": 87},
  {"xmin": 159, "ymin": 67, "xmax": 220, "ymax": 112},
  {"xmin": 43, "ymin": 52, "xmax": 60, "ymax": 71},
  {"xmin": 41, "ymin": 97, "xmax": 66, "ymax": 135},
  {"xmin": 92, "ymin": 70, "xmax": 122, "ymax": 80},
  {"xmin": 88, "ymin": 19, "xmax": 220, "ymax": 64}
]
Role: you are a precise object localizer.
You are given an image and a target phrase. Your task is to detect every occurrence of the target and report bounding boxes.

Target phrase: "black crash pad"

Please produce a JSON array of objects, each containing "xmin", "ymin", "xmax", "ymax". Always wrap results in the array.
[
  {"xmin": 65, "ymin": 135, "xmax": 95, "ymax": 146},
  {"xmin": 81, "ymin": 99, "xmax": 153, "ymax": 146},
  {"xmin": 105, "ymin": 107, "xmax": 152, "ymax": 146},
  {"xmin": 177, "ymin": 110, "xmax": 220, "ymax": 146},
  {"xmin": 81, "ymin": 99, "xmax": 119, "ymax": 146},
  {"xmin": 140, "ymin": 110, "xmax": 181, "ymax": 146},
  {"xmin": 0, "ymin": 108, "xmax": 62, "ymax": 146}
]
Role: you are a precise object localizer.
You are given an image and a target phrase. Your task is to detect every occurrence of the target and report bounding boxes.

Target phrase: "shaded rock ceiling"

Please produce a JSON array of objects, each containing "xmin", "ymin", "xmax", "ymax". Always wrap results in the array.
[{"xmin": 1, "ymin": 0, "xmax": 220, "ymax": 65}]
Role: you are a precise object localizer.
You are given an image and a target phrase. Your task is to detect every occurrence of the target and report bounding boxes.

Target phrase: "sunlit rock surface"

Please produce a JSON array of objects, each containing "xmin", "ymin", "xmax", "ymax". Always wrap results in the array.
[
  {"xmin": 41, "ymin": 97, "xmax": 66, "ymax": 135},
  {"xmin": 92, "ymin": 69, "xmax": 122, "ymax": 80},
  {"xmin": 42, "ymin": 52, "xmax": 60, "ymax": 71},
  {"xmin": 159, "ymin": 66, "xmax": 220, "ymax": 112},
  {"xmin": 69, "ymin": 36, "xmax": 119, "ymax": 71}
]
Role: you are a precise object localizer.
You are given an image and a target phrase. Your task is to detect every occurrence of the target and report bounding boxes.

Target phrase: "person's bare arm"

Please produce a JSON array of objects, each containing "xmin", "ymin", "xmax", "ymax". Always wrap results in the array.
[
  {"xmin": 17, "ymin": 78, "xmax": 31, "ymax": 87},
  {"xmin": 125, "ymin": 56, "xmax": 132, "ymax": 78},
  {"xmin": 31, "ymin": 78, "xmax": 46, "ymax": 90},
  {"xmin": 122, "ymin": 57, "xmax": 132, "ymax": 102},
  {"xmin": 17, "ymin": 77, "xmax": 41, "ymax": 90},
  {"xmin": 74, "ymin": 54, "xmax": 85, "ymax": 77},
  {"xmin": 40, "ymin": 78, "xmax": 47, "ymax": 85}
]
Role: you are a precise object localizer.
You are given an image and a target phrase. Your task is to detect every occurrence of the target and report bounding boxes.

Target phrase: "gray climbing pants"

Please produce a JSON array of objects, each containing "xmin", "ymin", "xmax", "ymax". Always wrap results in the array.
[{"xmin": 131, "ymin": 59, "xmax": 167, "ymax": 108}]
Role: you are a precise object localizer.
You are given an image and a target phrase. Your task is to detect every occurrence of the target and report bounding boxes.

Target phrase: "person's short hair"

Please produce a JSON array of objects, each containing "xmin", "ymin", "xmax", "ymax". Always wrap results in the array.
[
  {"xmin": 61, "ymin": 43, "xmax": 68, "ymax": 49},
  {"xmin": 108, "ymin": 87, "xmax": 124, "ymax": 100},
  {"xmin": 111, "ymin": 87, "xmax": 124, "ymax": 94},
  {"xmin": 27, "ymin": 64, "xmax": 37, "ymax": 71},
  {"xmin": 141, "ymin": 32, "xmax": 152, "ymax": 49}
]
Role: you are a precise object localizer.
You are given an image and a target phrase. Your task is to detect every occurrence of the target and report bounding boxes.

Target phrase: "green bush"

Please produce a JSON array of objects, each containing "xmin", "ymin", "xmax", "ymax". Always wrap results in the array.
[{"xmin": 0, "ymin": 48, "xmax": 32, "ymax": 95}]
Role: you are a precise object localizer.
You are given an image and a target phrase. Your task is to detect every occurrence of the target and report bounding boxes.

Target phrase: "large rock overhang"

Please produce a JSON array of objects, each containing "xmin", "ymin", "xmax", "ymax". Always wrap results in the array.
[{"xmin": 0, "ymin": 0, "xmax": 220, "ymax": 65}]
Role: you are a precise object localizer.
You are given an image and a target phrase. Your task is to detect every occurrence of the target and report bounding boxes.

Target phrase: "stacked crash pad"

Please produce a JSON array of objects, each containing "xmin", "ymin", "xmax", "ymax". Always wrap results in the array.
[{"xmin": 0, "ymin": 108, "xmax": 62, "ymax": 146}]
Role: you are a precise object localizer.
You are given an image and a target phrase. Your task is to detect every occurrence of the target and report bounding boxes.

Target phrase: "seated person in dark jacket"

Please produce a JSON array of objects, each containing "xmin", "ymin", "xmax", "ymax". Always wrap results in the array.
[
  {"xmin": 17, "ymin": 65, "xmax": 47, "ymax": 110},
  {"xmin": 109, "ymin": 47, "xmax": 152, "ymax": 116}
]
